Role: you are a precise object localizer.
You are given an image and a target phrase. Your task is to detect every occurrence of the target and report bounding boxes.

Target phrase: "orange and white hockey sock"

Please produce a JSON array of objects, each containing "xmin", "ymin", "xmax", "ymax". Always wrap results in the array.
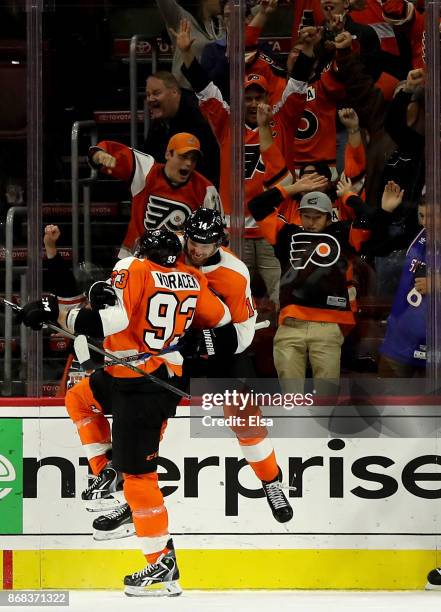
[
  {"xmin": 124, "ymin": 472, "xmax": 170, "ymax": 564},
  {"xmin": 89, "ymin": 454, "xmax": 109, "ymax": 476},
  {"xmin": 238, "ymin": 437, "xmax": 279, "ymax": 482},
  {"xmin": 225, "ymin": 402, "xmax": 279, "ymax": 482},
  {"xmin": 65, "ymin": 377, "xmax": 111, "ymax": 476}
]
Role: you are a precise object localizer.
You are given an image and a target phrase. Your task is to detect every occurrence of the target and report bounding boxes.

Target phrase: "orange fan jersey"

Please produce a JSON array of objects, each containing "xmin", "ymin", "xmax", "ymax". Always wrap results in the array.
[
  {"xmin": 294, "ymin": 67, "xmax": 346, "ymax": 166},
  {"xmin": 244, "ymin": 139, "xmax": 292, "ymax": 238},
  {"xmin": 252, "ymin": 198, "xmax": 369, "ymax": 328},
  {"xmin": 242, "ymin": 30, "xmax": 345, "ymax": 169},
  {"xmin": 99, "ymin": 257, "xmax": 231, "ymax": 378},
  {"xmin": 89, "ymin": 140, "xmax": 222, "ymax": 257},
  {"xmin": 196, "ymin": 80, "xmax": 305, "ymax": 237},
  {"xmin": 195, "ymin": 246, "xmax": 257, "ymax": 353},
  {"xmin": 245, "ymin": 24, "xmax": 288, "ymax": 107},
  {"xmin": 344, "ymin": 141, "xmax": 366, "ymax": 183},
  {"xmin": 350, "ymin": 0, "xmax": 425, "ymax": 69}
]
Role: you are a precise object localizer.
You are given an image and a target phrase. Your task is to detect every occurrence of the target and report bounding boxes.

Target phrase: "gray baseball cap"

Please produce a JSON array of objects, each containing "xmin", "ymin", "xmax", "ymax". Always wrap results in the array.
[{"xmin": 298, "ymin": 191, "xmax": 333, "ymax": 215}]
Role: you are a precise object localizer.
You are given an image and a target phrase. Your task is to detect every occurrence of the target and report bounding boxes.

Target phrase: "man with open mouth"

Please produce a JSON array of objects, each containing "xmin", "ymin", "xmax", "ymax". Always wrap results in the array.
[
  {"xmin": 144, "ymin": 71, "xmax": 220, "ymax": 186},
  {"xmin": 89, "ymin": 132, "xmax": 223, "ymax": 258}
]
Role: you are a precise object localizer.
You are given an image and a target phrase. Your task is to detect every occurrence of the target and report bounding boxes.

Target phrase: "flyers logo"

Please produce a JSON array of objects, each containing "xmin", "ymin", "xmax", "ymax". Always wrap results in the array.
[
  {"xmin": 289, "ymin": 233, "xmax": 340, "ymax": 270},
  {"xmin": 245, "ymin": 144, "xmax": 265, "ymax": 179},
  {"xmin": 295, "ymin": 109, "xmax": 319, "ymax": 141},
  {"xmin": 145, "ymin": 196, "xmax": 192, "ymax": 231}
]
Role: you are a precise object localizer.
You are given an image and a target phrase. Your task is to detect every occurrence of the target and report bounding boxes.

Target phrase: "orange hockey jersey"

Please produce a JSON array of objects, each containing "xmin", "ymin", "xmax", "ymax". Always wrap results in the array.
[
  {"xmin": 189, "ymin": 246, "xmax": 257, "ymax": 353},
  {"xmin": 99, "ymin": 257, "xmax": 231, "ymax": 378},
  {"xmin": 89, "ymin": 140, "xmax": 222, "ymax": 257}
]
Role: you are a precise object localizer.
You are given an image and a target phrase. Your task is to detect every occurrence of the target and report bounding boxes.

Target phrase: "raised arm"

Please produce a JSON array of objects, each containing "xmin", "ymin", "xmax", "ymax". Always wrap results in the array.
[
  {"xmin": 89, "ymin": 140, "xmax": 155, "ymax": 184},
  {"xmin": 248, "ymin": 0, "xmax": 278, "ymax": 30},
  {"xmin": 170, "ymin": 18, "xmax": 196, "ymax": 69}
]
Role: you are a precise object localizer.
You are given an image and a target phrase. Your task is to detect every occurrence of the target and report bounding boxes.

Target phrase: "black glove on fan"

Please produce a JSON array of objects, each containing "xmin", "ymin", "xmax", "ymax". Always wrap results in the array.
[{"xmin": 16, "ymin": 295, "xmax": 59, "ymax": 331}]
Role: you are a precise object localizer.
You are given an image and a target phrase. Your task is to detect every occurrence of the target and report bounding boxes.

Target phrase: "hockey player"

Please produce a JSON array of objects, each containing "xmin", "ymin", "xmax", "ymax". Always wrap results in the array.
[
  {"xmin": 64, "ymin": 364, "xmax": 120, "ymax": 512},
  {"xmin": 18, "ymin": 228, "xmax": 231, "ymax": 597},
  {"xmin": 89, "ymin": 132, "xmax": 222, "ymax": 258},
  {"xmin": 182, "ymin": 208, "xmax": 293, "ymax": 522},
  {"xmin": 31, "ymin": 225, "xmax": 119, "ymax": 510},
  {"xmin": 93, "ymin": 209, "xmax": 293, "ymax": 543}
]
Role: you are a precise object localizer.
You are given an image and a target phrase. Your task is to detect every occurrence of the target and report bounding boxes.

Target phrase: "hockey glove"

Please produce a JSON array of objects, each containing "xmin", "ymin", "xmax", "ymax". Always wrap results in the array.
[
  {"xmin": 88, "ymin": 281, "xmax": 117, "ymax": 310},
  {"xmin": 200, "ymin": 323, "xmax": 238, "ymax": 358},
  {"xmin": 16, "ymin": 295, "xmax": 59, "ymax": 331},
  {"xmin": 179, "ymin": 328, "xmax": 203, "ymax": 359}
]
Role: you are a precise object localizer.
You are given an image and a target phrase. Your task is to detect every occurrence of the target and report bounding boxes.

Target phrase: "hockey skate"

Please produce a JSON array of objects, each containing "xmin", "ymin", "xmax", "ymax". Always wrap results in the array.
[
  {"xmin": 81, "ymin": 465, "xmax": 124, "ymax": 512},
  {"xmin": 426, "ymin": 567, "xmax": 441, "ymax": 589},
  {"xmin": 93, "ymin": 502, "xmax": 135, "ymax": 541},
  {"xmin": 262, "ymin": 468, "xmax": 293, "ymax": 523},
  {"xmin": 124, "ymin": 543, "xmax": 182, "ymax": 597}
]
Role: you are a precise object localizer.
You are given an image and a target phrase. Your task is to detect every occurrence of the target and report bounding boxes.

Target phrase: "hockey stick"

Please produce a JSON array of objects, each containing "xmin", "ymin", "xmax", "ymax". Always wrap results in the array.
[
  {"xmin": 255, "ymin": 320, "xmax": 270, "ymax": 331},
  {"xmin": 79, "ymin": 320, "xmax": 270, "ymax": 365},
  {"xmin": 2, "ymin": 298, "xmax": 190, "ymax": 400},
  {"xmin": 73, "ymin": 334, "xmax": 184, "ymax": 373}
]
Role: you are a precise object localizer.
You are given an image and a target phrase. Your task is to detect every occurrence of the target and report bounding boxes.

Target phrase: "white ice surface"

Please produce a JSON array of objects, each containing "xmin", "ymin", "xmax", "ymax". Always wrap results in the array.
[{"xmin": 21, "ymin": 590, "xmax": 441, "ymax": 612}]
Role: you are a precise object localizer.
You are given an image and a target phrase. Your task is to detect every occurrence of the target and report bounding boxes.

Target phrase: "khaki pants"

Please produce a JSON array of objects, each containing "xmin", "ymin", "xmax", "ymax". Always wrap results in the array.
[
  {"xmin": 274, "ymin": 319, "xmax": 344, "ymax": 394},
  {"xmin": 243, "ymin": 237, "xmax": 280, "ymax": 304}
]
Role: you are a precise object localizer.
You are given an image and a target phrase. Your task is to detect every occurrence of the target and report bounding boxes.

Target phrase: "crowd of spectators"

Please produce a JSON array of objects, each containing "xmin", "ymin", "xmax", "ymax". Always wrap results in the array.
[
  {"xmin": 131, "ymin": 0, "xmax": 427, "ymax": 386},
  {"xmin": 3, "ymin": 0, "xmax": 429, "ymax": 391}
]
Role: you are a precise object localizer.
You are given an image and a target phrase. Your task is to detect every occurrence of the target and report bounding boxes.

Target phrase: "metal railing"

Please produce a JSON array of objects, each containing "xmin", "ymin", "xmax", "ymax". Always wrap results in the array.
[
  {"xmin": 3, "ymin": 206, "xmax": 27, "ymax": 396},
  {"xmin": 129, "ymin": 34, "xmax": 158, "ymax": 149},
  {"xmin": 71, "ymin": 120, "xmax": 98, "ymax": 275}
]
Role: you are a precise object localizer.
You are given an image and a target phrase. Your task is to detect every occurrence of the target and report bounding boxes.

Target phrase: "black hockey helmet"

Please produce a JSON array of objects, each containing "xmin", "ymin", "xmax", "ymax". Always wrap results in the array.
[
  {"xmin": 135, "ymin": 228, "xmax": 182, "ymax": 267},
  {"xmin": 184, "ymin": 208, "xmax": 226, "ymax": 246}
]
